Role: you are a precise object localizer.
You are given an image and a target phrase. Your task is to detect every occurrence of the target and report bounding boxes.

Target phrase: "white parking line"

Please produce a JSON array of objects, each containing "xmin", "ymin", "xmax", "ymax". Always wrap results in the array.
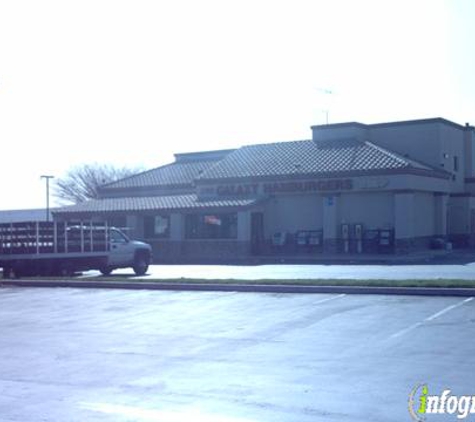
[
  {"xmin": 389, "ymin": 297, "xmax": 474, "ymax": 340},
  {"xmin": 424, "ymin": 297, "xmax": 474, "ymax": 321},
  {"xmin": 389, "ymin": 321, "xmax": 424, "ymax": 340},
  {"xmin": 312, "ymin": 293, "xmax": 346, "ymax": 305}
]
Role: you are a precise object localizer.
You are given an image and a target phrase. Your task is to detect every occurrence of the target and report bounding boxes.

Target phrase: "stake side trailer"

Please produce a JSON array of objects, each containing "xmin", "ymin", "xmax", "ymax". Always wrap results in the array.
[{"xmin": 0, "ymin": 221, "xmax": 152, "ymax": 278}]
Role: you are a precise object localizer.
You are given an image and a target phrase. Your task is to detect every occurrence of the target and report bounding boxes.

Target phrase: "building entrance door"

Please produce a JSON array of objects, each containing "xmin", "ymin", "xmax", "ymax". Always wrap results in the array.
[{"xmin": 251, "ymin": 212, "xmax": 264, "ymax": 255}]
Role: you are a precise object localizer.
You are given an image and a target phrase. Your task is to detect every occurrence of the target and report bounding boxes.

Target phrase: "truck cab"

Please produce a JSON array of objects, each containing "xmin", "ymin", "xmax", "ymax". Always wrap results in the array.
[{"xmin": 101, "ymin": 228, "xmax": 152, "ymax": 275}]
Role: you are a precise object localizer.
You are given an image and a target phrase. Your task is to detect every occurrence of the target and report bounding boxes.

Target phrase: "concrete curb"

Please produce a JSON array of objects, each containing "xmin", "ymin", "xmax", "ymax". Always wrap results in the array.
[{"xmin": 1, "ymin": 279, "xmax": 474, "ymax": 297}]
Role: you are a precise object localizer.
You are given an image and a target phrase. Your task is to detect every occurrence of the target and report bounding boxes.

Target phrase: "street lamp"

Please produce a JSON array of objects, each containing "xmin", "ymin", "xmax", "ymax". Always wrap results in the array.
[{"xmin": 40, "ymin": 175, "xmax": 54, "ymax": 222}]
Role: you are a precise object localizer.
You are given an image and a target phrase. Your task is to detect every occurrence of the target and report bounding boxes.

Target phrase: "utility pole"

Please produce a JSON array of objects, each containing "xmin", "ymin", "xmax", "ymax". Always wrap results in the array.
[{"xmin": 40, "ymin": 175, "xmax": 54, "ymax": 222}]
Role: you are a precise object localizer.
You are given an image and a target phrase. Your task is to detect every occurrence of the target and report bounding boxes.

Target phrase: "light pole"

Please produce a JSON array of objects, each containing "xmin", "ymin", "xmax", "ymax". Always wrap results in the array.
[{"xmin": 40, "ymin": 175, "xmax": 54, "ymax": 222}]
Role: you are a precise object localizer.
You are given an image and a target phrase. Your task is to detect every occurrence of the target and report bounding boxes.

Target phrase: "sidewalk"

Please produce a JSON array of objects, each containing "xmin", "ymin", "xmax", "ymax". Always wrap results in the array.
[
  {"xmin": 2, "ymin": 278, "xmax": 474, "ymax": 297},
  {"xmin": 246, "ymin": 249, "xmax": 453, "ymax": 265}
]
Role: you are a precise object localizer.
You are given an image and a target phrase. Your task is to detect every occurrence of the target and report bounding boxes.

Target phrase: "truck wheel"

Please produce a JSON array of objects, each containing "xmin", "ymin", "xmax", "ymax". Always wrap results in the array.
[
  {"xmin": 13, "ymin": 263, "xmax": 25, "ymax": 279},
  {"xmin": 100, "ymin": 267, "xmax": 113, "ymax": 276},
  {"xmin": 133, "ymin": 255, "xmax": 149, "ymax": 276}
]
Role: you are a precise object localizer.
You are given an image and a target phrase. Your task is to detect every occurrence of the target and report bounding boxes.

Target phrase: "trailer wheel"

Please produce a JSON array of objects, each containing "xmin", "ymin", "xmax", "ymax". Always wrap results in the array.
[
  {"xmin": 12, "ymin": 263, "xmax": 25, "ymax": 279},
  {"xmin": 133, "ymin": 254, "xmax": 149, "ymax": 276},
  {"xmin": 55, "ymin": 263, "xmax": 74, "ymax": 277},
  {"xmin": 99, "ymin": 266, "xmax": 113, "ymax": 276}
]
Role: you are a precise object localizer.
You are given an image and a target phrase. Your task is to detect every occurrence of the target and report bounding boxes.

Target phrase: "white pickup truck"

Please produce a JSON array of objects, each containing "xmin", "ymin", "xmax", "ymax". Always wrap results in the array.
[{"xmin": 0, "ymin": 221, "xmax": 152, "ymax": 278}]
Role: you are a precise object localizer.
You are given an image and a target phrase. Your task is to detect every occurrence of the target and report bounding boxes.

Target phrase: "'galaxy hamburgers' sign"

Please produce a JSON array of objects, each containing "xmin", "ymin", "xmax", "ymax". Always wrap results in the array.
[{"xmin": 215, "ymin": 179, "xmax": 353, "ymax": 196}]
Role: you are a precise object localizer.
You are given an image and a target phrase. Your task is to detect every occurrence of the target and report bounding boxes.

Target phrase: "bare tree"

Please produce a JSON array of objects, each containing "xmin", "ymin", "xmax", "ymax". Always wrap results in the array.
[{"xmin": 54, "ymin": 163, "xmax": 143, "ymax": 204}]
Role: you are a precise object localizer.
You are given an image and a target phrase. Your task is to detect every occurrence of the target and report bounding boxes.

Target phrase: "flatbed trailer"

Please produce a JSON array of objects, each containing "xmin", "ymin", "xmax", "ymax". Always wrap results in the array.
[{"xmin": 0, "ymin": 221, "xmax": 152, "ymax": 278}]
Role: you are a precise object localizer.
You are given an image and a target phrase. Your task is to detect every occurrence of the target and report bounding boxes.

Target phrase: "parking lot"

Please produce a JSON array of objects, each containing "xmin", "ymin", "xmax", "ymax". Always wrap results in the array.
[{"xmin": 0, "ymin": 287, "xmax": 474, "ymax": 421}]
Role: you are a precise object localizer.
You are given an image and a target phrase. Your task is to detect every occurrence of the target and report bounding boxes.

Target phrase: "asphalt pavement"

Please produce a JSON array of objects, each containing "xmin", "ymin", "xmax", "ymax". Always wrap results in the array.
[{"xmin": 0, "ymin": 287, "xmax": 473, "ymax": 421}]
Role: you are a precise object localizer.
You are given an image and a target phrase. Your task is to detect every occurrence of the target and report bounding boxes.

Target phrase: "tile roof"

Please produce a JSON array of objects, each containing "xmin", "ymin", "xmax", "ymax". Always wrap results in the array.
[
  {"xmin": 100, "ymin": 160, "xmax": 220, "ymax": 191},
  {"xmin": 53, "ymin": 194, "xmax": 258, "ymax": 215},
  {"xmin": 198, "ymin": 139, "xmax": 443, "ymax": 181},
  {"xmin": 99, "ymin": 139, "xmax": 447, "ymax": 196}
]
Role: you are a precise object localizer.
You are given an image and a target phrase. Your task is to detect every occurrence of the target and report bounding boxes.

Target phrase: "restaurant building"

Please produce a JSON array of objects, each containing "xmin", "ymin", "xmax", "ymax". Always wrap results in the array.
[{"xmin": 54, "ymin": 118, "xmax": 475, "ymax": 262}]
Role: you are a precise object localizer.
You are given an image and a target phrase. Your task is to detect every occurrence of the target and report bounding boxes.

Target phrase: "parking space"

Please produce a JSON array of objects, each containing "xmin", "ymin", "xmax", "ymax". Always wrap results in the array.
[{"xmin": 0, "ymin": 288, "xmax": 474, "ymax": 421}]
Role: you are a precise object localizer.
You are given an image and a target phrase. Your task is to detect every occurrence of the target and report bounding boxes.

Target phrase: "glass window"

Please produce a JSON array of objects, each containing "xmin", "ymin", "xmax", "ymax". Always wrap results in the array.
[
  {"xmin": 110, "ymin": 229, "xmax": 128, "ymax": 243},
  {"xmin": 144, "ymin": 215, "xmax": 170, "ymax": 238},
  {"xmin": 185, "ymin": 213, "xmax": 237, "ymax": 239}
]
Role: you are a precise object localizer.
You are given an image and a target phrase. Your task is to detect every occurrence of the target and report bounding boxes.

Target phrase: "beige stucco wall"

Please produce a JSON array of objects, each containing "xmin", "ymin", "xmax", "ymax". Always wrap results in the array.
[
  {"xmin": 439, "ymin": 123, "xmax": 465, "ymax": 191},
  {"xmin": 370, "ymin": 122, "xmax": 442, "ymax": 169},
  {"xmin": 464, "ymin": 128, "xmax": 475, "ymax": 179},
  {"xmin": 393, "ymin": 192, "xmax": 438, "ymax": 239},
  {"xmin": 196, "ymin": 173, "xmax": 450, "ymax": 202},
  {"xmin": 413, "ymin": 192, "xmax": 436, "ymax": 237},
  {"xmin": 312, "ymin": 123, "xmax": 369, "ymax": 142},
  {"xmin": 465, "ymin": 182, "xmax": 475, "ymax": 195},
  {"xmin": 367, "ymin": 174, "xmax": 448, "ymax": 193},
  {"xmin": 370, "ymin": 121, "xmax": 465, "ymax": 193},
  {"xmin": 447, "ymin": 197, "xmax": 470, "ymax": 234},
  {"xmin": 263, "ymin": 194, "xmax": 322, "ymax": 237},
  {"xmin": 237, "ymin": 210, "xmax": 251, "ymax": 241},
  {"xmin": 339, "ymin": 192, "xmax": 394, "ymax": 230}
]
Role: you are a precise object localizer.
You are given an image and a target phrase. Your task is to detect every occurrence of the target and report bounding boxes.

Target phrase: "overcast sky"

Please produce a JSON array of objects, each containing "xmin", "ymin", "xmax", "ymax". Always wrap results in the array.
[{"xmin": 1, "ymin": 0, "xmax": 474, "ymax": 210}]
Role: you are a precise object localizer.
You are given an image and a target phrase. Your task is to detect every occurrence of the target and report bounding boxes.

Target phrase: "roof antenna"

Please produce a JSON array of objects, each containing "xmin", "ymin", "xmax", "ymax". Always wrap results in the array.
[{"xmin": 315, "ymin": 87, "xmax": 333, "ymax": 125}]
